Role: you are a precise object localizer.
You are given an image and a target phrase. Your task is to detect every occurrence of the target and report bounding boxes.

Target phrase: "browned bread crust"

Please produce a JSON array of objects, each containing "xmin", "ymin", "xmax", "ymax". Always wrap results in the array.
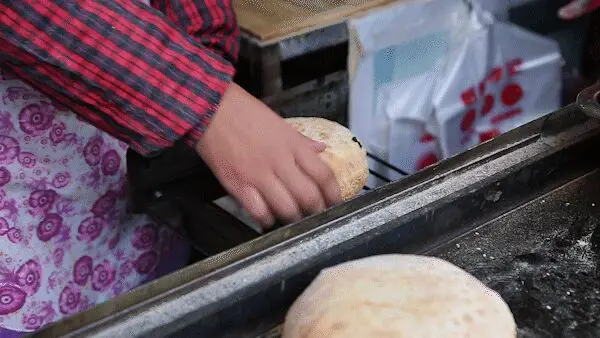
[{"xmin": 286, "ymin": 117, "xmax": 368, "ymax": 201}]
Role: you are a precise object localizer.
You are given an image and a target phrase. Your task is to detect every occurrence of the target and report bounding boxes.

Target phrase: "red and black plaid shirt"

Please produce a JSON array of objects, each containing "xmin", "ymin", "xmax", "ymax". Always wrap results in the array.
[{"xmin": 0, "ymin": 0, "xmax": 240, "ymax": 155}]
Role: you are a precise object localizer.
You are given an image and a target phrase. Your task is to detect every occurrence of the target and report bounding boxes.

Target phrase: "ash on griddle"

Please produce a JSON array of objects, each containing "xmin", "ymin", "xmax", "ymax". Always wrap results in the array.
[{"xmin": 476, "ymin": 217, "xmax": 600, "ymax": 338}]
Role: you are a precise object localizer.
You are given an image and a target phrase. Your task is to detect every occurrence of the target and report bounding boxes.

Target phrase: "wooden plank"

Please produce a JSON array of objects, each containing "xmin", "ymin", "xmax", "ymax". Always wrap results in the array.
[{"xmin": 233, "ymin": 0, "xmax": 398, "ymax": 43}]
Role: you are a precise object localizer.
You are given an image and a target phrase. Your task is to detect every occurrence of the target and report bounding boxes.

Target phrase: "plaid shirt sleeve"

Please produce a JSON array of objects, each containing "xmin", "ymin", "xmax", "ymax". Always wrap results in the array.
[
  {"xmin": 0, "ymin": 0, "xmax": 240, "ymax": 155},
  {"xmin": 151, "ymin": 0, "xmax": 239, "ymax": 63}
]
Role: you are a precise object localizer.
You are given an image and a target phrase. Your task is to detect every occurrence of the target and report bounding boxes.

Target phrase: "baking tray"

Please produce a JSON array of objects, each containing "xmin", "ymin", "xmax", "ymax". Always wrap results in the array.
[{"xmin": 34, "ymin": 90, "xmax": 600, "ymax": 337}]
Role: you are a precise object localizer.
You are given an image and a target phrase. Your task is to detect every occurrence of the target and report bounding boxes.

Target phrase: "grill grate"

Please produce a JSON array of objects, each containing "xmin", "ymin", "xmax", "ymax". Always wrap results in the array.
[{"xmin": 364, "ymin": 152, "xmax": 408, "ymax": 191}]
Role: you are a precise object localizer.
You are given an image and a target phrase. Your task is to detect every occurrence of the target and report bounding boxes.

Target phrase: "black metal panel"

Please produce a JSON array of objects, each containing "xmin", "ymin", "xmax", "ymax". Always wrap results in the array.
[
  {"xmin": 33, "ymin": 98, "xmax": 600, "ymax": 338},
  {"xmin": 161, "ymin": 108, "xmax": 600, "ymax": 338},
  {"xmin": 126, "ymin": 141, "xmax": 260, "ymax": 256}
]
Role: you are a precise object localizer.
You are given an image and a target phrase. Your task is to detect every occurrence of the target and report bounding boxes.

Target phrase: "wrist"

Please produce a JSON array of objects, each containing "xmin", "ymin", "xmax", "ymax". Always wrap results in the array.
[
  {"xmin": 193, "ymin": 82, "xmax": 240, "ymax": 154},
  {"xmin": 187, "ymin": 81, "xmax": 240, "ymax": 152}
]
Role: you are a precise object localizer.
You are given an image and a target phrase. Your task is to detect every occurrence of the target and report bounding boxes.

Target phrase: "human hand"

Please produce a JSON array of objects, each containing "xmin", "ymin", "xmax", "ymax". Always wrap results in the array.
[
  {"xmin": 558, "ymin": 0, "xmax": 600, "ymax": 20},
  {"xmin": 195, "ymin": 83, "xmax": 342, "ymax": 228}
]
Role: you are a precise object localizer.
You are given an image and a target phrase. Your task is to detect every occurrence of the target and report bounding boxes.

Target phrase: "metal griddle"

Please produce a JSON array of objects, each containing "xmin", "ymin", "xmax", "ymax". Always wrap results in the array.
[{"xmin": 34, "ymin": 84, "xmax": 600, "ymax": 338}]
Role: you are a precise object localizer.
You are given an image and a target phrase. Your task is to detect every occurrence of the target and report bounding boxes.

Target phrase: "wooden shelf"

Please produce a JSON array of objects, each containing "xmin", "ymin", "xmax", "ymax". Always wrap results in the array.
[{"xmin": 233, "ymin": 0, "xmax": 397, "ymax": 43}]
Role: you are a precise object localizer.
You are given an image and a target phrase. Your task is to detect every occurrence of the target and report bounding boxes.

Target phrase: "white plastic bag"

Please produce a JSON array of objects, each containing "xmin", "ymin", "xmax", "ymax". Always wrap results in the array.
[
  {"xmin": 348, "ymin": 0, "xmax": 470, "ymax": 181},
  {"xmin": 433, "ymin": 9, "xmax": 563, "ymax": 158},
  {"xmin": 348, "ymin": 0, "xmax": 563, "ymax": 176}
]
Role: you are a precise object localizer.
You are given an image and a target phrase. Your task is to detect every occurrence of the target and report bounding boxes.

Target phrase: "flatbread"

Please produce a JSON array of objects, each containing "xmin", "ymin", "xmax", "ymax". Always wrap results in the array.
[
  {"xmin": 282, "ymin": 254, "xmax": 516, "ymax": 338},
  {"xmin": 285, "ymin": 117, "xmax": 368, "ymax": 201}
]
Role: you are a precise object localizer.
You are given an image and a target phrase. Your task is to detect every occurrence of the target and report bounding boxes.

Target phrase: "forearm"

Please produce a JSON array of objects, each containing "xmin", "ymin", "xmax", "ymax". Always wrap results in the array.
[{"xmin": 0, "ymin": 0, "xmax": 235, "ymax": 155}]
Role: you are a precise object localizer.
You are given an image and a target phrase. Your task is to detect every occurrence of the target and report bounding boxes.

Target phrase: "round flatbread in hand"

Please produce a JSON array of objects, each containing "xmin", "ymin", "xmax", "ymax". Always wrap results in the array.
[
  {"xmin": 285, "ymin": 118, "xmax": 368, "ymax": 201},
  {"xmin": 282, "ymin": 254, "xmax": 516, "ymax": 338}
]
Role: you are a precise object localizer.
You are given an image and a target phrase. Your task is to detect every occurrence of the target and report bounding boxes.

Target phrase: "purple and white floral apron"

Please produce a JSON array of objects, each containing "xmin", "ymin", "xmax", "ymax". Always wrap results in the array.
[{"xmin": 0, "ymin": 2, "xmax": 191, "ymax": 334}]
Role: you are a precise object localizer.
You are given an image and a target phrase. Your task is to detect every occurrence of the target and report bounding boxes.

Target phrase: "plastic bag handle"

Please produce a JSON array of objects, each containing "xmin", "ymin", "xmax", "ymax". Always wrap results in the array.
[
  {"xmin": 463, "ymin": 0, "xmax": 475, "ymax": 11},
  {"xmin": 461, "ymin": 0, "xmax": 494, "ymax": 26},
  {"xmin": 462, "ymin": 0, "xmax": 483, "ymax": 16},
  {"xmin": 576, "ymin": 82, "xmax": 600, "ymax": 119}
]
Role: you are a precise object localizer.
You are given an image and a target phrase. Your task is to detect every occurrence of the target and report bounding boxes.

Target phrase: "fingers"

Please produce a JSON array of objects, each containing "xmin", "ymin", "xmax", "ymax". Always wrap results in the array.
[
  {"xmin": 298, "ymin": 133, "xmax": 326, "ymax": 152},
  {"xmin": 234, "ymin": 185, "xmax": 275, "ymax": 228},
  {"xmin": 229, "ymin": 165, "xmax": 324, "ymax": 227},
  {"xmin": 309, "ymin": 139, "xmax": 327, "ymax": 152},
  {"xmin": 275, "ymin": 157, "xmax": 327, "ymax": 216},
  {"xmin": 256, "ymin": 174, "xmax": 303, "ymax": 224},
  {"xmin": 558, "ymin": 1, "xmax": 584, "ymax": 20},
  {"xmin": 558, "ymin": 0, "xmax": 600, "ymax": 20},
  {"xmin": 296, "ymin": 147, "xmax": 342, "ymax": 206}
]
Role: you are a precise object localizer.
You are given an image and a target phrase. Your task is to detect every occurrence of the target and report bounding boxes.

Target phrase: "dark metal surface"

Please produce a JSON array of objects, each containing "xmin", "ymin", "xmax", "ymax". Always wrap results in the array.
[
  {"xmin": 235, "ymin": 21, "xmax": 348, "ymax": 124},
  {"xmin": 433, "ymin": 171, "xmax": 600, "ymax": 337},
  {"xmin": 263, "ymin": 71, "xmax": 348, "ymax": 126},
  {"xmin": 276, "ymin": 24, "xmax": 348, "ymax": 61},
  {"xmin": 33, "ymin": 97, "xmax": 600, "ymax": 337},
  {"xmin": 262, "ymin": 154, "xmax": 600, "ymax": 338},
  {"xmin": 577, "ymin": 81, "xmax": 600, "ymax": 119},
  {"xmin": 126, "ymin": 141, "xmax": 261, "ymax": 256}
]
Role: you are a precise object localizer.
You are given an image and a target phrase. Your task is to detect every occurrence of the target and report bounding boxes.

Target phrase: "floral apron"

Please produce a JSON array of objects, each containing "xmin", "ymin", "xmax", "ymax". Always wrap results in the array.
[{"xmin": 0, "ymin": 2, "xmax": 191, "ymax": 334}]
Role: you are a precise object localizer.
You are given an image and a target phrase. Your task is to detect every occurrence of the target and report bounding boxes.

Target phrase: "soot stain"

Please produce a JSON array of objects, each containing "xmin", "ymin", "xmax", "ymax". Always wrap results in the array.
[{"xmin": 475, "ymin": 217, "xmax": 600, "ymax": 337}]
